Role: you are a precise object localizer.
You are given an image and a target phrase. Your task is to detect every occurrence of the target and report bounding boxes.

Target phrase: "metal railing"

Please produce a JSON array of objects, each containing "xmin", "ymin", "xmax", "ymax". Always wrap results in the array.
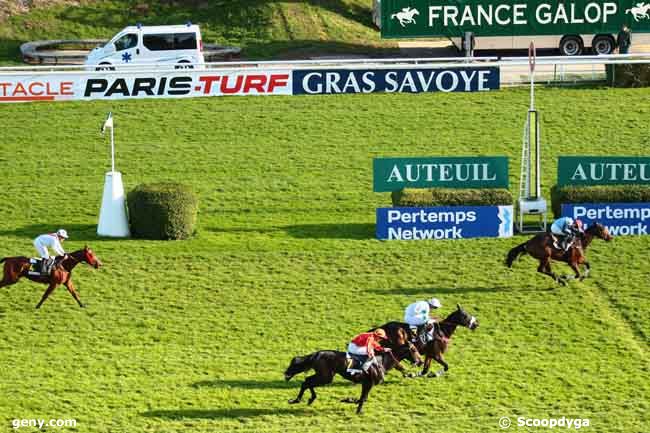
[{"xmin": 1, "ymin": 53, "xmax": 649, "ymax": 85}]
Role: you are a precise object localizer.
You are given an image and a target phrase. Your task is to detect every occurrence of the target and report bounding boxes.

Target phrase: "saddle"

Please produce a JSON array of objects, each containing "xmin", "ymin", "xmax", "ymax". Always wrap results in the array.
[
  {"xmin": 345, "ymin": 353, "xmax": 366, "ymax": 371},
  {"xmin": 28, "ymin": 257, "xmax": 59, "ymax": 276},
  {"xmin": 550, "ymin": 234, "xmax": 574, "ymax": 252}
]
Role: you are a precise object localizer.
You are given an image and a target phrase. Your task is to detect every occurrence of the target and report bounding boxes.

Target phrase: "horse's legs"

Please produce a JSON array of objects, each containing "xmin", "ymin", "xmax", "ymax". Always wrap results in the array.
[
  {"xmin": 581, "ymin": 261, "xmax": 591, "ymax": 280},
  {"xmin": 356, "ymin": 381, "xmax": 373, "ymax": 415},
  {"xmin": 306, "ymin": 373, "xmax": 333, "ymax": 405},
  {"xmin": 428, "ymin": 352, "xmax": 449, "ymax": 378},
  {"xmin": 36, "ymin": 283, "xmax": 57, "ymax": 309},
  {"xmin": 289, "ymin": 373, "xmax": 332, "ymax": 405},
  {"xmin": 64, "ymin": 279, "xmax": 84, "ymax": 308},
  {"xmin": 538, "ymin": 257, "xmax": 564, "ymax": 285},
  {"xmin": 419, "ymin": 355, "xmax": 433, "ymax": 376},
  {"xmin": 288, "ymin": 380, "xmax": 308, "ymax": 404}
]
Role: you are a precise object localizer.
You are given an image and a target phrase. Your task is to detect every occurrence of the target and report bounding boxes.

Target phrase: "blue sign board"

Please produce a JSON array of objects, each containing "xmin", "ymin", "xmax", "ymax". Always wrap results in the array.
[
  {"xmin": 562, "ymin": 203, "xmax": 650, "ymax": 236},
  {"xmin": 376, "ymin": 205, "xmax": 513, "ymax": 240},
  {"xmin": 292, "ymin": 67, "xmax": 500, "ymax": 95}
]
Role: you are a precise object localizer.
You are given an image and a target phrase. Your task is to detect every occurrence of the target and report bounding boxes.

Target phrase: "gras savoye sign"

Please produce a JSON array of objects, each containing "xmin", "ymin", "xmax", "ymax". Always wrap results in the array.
[
  {"xmin": 373, "ymin": 156, "xmax": 509, "ymax": 192},
  {"xmin": 557, "ymin": 157, "xmax": 650, "ymax": 187},
  {"xmin": 381, "ymin": 1, "xmax": 650, "ymax": 38}
]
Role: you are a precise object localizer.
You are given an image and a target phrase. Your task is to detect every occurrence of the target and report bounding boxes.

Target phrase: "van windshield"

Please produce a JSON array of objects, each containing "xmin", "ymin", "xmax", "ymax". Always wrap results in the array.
[{"xmin": 114, "ymin": 33, "xmax": 138, "ymax": 51}]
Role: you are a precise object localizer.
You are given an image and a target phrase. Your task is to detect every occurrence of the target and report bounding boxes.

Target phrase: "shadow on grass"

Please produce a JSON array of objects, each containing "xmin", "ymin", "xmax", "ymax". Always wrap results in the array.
[
  {"xmin": 283, "ymin": 223, "xmax": 375, "ymax": 240},
  {"xmin": 371, "ymin": 286, "xmax": 516, "ymax": 296},
  {"xmin": 0, "ymin": 224, "xmax": 99, "ymax": 241},
  {"xmin": 192, "ymin": 379, "xmax": 349, "ymax": 389},
  {"xmin": 142, "ymin": 407, "xmax": 314, "ymax": 420}
]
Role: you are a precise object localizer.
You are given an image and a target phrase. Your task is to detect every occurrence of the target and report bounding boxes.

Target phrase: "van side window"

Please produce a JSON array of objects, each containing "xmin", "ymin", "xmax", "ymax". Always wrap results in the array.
[
  {"xmin": 114, "ymin": 33, "xmax": 138, "ymax": 51},
  {"xmin": 143, "ymin": 34, "xmax": 174, "ymax": 51},
  {"xmin": 144, "ymin": 33, "xmax": 197, "ymax": 51},
  {"xmin": 174, "ymin": 33, "xmax": 197, "ymax": 50}
]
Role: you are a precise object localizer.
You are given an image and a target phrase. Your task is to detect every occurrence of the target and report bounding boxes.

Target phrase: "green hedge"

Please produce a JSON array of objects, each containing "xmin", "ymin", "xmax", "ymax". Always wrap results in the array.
[
  {"xmin": 127, "ymin": 183, "xmax": 198, "ymax": 240},
  {"xmin": 608, "ymin": 64, "xmax": 650, "ymax": 87},
  {"xmin": 551, "ymin": 185, "xmax": 650, "ymax": 217},
  {"xmin": 391, "ymin": 188, "xmax": 513, "ymax": 207}
]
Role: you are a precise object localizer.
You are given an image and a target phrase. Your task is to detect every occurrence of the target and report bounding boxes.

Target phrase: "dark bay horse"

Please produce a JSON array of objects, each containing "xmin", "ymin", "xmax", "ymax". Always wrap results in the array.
[
  {"xmin": 506, "ymin": 223, "xmax": 613, "ymax": 284},
  {"xmin": 284, "ymin": 327, "xmax": 421, "ymax": 414},
  {"xmin": 376, "ymin": 304, "xmax": 479, "ymax": 378},
  {"xmin": 0, "ymin": 246, "xmax": 102, "ymax": 308}
]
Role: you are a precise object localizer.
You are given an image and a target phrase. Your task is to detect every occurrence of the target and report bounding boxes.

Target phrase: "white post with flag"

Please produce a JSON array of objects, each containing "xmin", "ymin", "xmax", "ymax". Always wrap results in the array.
[{"xmin": 97, "ymin": 112, "xmax": 130, "ymax": 237}]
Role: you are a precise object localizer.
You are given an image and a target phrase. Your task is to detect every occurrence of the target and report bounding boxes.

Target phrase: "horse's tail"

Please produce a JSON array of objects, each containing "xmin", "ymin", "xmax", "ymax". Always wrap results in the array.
[
  {"xmin": 284, "ymin": 352, "xmax": 318, "ymax": 381},
  {"xmin": 391, "ymin": 13, "xmax": 397, "ymax": 18},
  {"xmin": 506, "ymin": 242, "xmax": 528, "ymax": 267}
]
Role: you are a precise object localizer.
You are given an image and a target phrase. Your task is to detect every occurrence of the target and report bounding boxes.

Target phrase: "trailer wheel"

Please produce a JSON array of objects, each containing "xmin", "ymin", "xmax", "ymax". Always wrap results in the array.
[
  {"xmin": 592, "ymin": 35, "xmax": 615, "ymax": 55},
  {"xmin": 559, "ymin": 36, "xmax": 583, "ymax": 56}
]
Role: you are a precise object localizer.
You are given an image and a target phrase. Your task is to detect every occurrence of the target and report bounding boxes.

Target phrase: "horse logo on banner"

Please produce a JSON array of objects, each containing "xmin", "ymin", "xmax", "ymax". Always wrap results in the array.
[
  {"xmin": 391, "ymin": 7, "xmax": 420, "ymax": 27},
  {"xmin": 626, "ymin": 2, "xmax": 650, "ymax": 21}
]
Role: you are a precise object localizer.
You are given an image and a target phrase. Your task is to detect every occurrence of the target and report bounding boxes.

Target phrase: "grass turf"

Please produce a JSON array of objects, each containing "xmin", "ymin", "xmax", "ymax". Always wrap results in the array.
[{"xmin": 0, "ymin": 87, "xmax": 649, "ymax": 432}]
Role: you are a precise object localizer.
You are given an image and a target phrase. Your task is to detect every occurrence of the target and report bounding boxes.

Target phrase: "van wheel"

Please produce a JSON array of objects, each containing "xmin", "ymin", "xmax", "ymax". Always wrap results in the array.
[
  {"xmin": 592, "ymin": 35, "xmax": 615, "ymax": 55},
  {"xmin": 96, "ymin": 63, "xmax": 115, "ymax": 71},
  {"xmin": 559, "ymin": 36, "xmax": 583, "ymax": 56},
  {"xmin": 175, "ymin": 62, "xmax": 193, "ymax": 70}
]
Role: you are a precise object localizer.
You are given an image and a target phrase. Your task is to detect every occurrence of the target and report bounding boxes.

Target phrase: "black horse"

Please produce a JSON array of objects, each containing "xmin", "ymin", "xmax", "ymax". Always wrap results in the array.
[
  {"xmin": 376, "ymin": 304, "xmax": 479, "ymax": 377},
  {"xmin": 284, "ymin": 327, "xmax": 421, "ymax": 414}
]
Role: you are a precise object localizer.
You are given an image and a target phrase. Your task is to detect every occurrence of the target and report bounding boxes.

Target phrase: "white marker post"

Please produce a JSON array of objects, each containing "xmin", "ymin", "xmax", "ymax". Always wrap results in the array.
[
  {"xmin": 97, "ymin": 112, "xmax": 130, "ymax": 237},
  {"xmin": 517, "ymin": 42, "xmax": 547, "ymax": 233}
]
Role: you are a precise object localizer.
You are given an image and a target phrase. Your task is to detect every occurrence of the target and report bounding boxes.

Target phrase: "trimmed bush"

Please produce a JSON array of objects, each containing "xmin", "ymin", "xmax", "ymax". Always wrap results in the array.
[
  {"xmin": 551, "ymin": 184, "xmax": 650, "ymax": 217},
  {"xmin": 127, "ymin": 183, "xmax": 198, "ymax": 240},
  {"xmin": 391, "ymin": 188, "xmax": 513, "ymax": 207},
  {"xmin": 609, "ymin": 64, "xmax": 650, "ymax": 87}
]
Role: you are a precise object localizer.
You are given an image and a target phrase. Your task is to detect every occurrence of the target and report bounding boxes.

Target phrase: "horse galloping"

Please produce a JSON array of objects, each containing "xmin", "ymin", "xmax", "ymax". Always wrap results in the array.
[
  {"xmin": 376, "ymin": 304, "xmax": 479, "ymax": 378},
  {"xmin": 0, "ymin": 246, "xmax": 102, "ymax": 308},
  {"xmin": 506, "ymin": 223, "xmax": 612, "ymax": 284},
  {"xmin": 391, "ymin": 7, "xmax": 419, "ymax": 27},
  {"xmin": 284, "ymin": 327, "xmax": 421, "ymax": 414}
]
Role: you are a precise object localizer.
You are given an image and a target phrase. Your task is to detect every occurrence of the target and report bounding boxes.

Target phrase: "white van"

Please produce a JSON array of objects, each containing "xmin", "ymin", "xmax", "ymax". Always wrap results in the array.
[{"xmin": 86, "ymin": 24, "xmax": 204, "ymax": 69}]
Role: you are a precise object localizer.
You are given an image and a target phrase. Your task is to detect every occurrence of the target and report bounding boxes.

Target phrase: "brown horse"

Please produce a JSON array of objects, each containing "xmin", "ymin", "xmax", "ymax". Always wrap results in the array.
[
  {"xmin": 376, "ymin": 304, "xmax": 479, "ymax": 378},
  {"xmin": 0, "ymin": 246, "xmax": 102, "ymax": 308},
  {"xmin": 506, "ymin": 222, "xmax": 613, "ymax": 285},
  {"xmin": 284, "ymin": 327, "xmax": 421, "ymax": 414}
]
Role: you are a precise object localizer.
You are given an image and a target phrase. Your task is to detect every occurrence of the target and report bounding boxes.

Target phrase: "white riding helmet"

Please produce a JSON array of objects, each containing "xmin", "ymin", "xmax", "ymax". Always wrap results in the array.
[
  {"xmin": 428, "ymin": 298, "xmax": 442, "ymax": 309},
  {"xmin": 56, "ymin": 229, "xmax": 69, "ymax": 239}
]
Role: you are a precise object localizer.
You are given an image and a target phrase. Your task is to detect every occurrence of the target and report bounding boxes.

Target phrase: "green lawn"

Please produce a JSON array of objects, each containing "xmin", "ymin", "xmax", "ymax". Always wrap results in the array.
[
  {"xmin": 0, "ymin": 0, "xmax": 398, "ymax": 65},
  {"xmin": 0, "ymin": 87, "xmax": 649, "ymax": 433}
]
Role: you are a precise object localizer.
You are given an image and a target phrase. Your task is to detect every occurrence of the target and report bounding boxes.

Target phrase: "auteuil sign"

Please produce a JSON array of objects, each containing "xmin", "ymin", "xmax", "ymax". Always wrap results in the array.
[
  {"xmin": 558, "ymin": 156, "xmax": 650, "ymax": 186},
  {"xmin": 381, "ymin": 1, "xmax": 650, "ymax": 38},
  {"xmin": 373, "ymin": 156, "xmax": 509, "ymax": 192}
]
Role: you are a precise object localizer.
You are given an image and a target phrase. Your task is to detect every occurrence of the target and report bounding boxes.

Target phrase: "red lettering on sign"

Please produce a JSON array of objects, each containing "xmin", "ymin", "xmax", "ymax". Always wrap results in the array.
[
  {"xmin": 268, "ymin": 74, "xmax": 289, "ymax": 92},
  {"xmin": 220, "ymin": 75, "xmax": 243, "ymax": 94},
  {"xmin": 13, "ymin": 82, "xmax": 27, "ymax": 96},
  {"xmin": 198, "ymin": 76, "xmax": 221, "ymax": 94},
  {"xmin": 0, "ymin": 82, "xmax": 10, "ymax": 97},
  {"xmin": 61, "ymin": 82, "xmax": 74, "ymax": 96},
  {"xmin": 28, "ymin": 82, "xmax": 44, "ymax": 96},
  {"xmin": 243, "ymin": 75, "xmax": 267, "ymax": 93}
]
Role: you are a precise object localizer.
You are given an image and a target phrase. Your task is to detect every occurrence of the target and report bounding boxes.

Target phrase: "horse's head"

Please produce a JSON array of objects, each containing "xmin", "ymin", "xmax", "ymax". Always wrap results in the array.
[
  {"xmin": 82, "ymin": 245, "xmax": 102, "ymax": 269},
  {"xmin": 445, "ymin": 304, "xmax": 479, "ymax": 330},
  {"xmin": 586, "ymin": 223, "xmax": 613, "ymax": 242}
]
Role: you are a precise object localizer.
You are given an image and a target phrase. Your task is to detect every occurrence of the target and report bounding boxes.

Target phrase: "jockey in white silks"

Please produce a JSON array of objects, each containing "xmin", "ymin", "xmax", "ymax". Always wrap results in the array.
[
  {"xmin": 404, "ymin": 298, "xmax": 442, "ymax": 344},
  {"xmin": 33, "ymin": 229, "xmax": 68, "ymax": 258}
]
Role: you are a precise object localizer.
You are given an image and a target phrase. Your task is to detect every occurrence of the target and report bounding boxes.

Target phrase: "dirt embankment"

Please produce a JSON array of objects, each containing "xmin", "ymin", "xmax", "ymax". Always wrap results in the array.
[{"xmin": 0, "ymin": 0, "xmax": 79, "ymax": 22}]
